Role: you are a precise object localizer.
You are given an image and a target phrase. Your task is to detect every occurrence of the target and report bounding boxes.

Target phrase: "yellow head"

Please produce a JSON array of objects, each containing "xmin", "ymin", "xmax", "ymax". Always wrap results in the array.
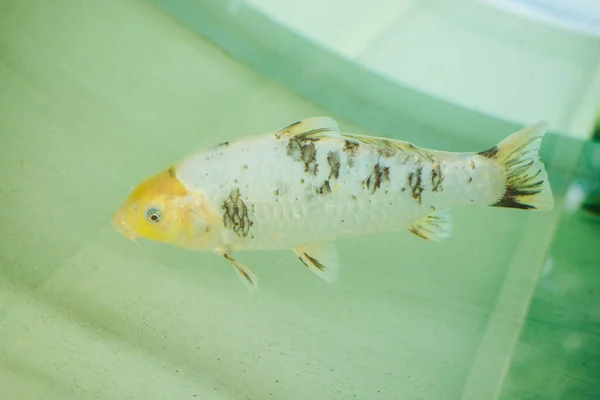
[{"xmin": 112, "ymin": 167, "xmax": 217, "ymax": 250}]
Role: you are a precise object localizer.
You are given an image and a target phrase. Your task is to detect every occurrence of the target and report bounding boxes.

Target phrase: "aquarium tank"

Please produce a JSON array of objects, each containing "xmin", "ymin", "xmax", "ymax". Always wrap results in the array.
[{"xmin": 1, "ymin": 0, "xmax": 599, "ymax": 399}]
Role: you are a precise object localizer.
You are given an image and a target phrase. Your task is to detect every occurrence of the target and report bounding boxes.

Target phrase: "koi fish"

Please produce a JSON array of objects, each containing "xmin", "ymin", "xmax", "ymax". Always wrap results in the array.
[{"xmin": 112, "ymin": 117, "xmax": 554, "ymax": 289}]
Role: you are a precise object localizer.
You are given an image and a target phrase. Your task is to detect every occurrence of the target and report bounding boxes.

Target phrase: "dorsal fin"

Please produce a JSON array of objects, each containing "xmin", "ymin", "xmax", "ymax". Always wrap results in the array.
[
  {"xmin": 276, "ymin": 117, "xmax": 433, "ymax": 162},
  {"xmin": 275, "ymin": 117, "xmax": 341, "ymax": 140},
  {"xmin": 341, "ymin": 132, "xmax": 434, "ymax": 161}
]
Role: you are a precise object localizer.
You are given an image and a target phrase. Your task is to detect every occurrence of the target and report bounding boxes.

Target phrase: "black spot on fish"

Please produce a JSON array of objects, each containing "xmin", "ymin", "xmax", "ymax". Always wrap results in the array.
[
  {"xmin": 350, "ymin": 194, "xmax": 357, "ymax": 200},
  {"xmin": 300, "ymin": 178, "xmax": 305, "ymax": 184},
  {"xmin": 408, "ymin": 166, "xmax": 424, "ymax": 205},
  {"xmin": 287, "ymin": 138, "xmax": 318, "ymax": 176},
  {"xmin": 431, "ymin": 162, "xmax": 443, "ymax": 192},
  {"xmin": 327, "ymin": 151, "xmax": 341, "ymax": 180},
  {"xmin": 409, "ymin": 226, "xmax": 428, "ymax": 240},
  {"xmin": 167, "ymin": 167, "xmax": 175, "ymax": 177},
  {"xmin": 478, "ymin": 146, "xmax": 499, "ymax": 159},
  {"xmin": 378, "ymin": 148, "xmax": 395, "ymax": 158},
  {"xmin": 343, "ymin": 140, "xmax": 359, "ymax": 155},
  {"xmin": 316, "ymin": 180, "xmax": 331, "ymax": 195},
  {"xmin": 238, "ymin": 268, "xmax": 253, "ymax": 285},
  {"xmin": 468, "ymin": 160, "xmax": 475, "ymax": 170},
  {"xmin": 492, "ymin": 167, "xmax": 544, "ymax": 210},
  {"xmin": 274, "ymin": 189, "xmax": 279, "ymax": 196},
  {"xmin": 298, "ymin": 256, "xmax": 310, "ymax": 269},
  {"xmin": 218, "ymin": 141, "xmax": 230, "ymax": 147},
  {"xmin": 221, "ymin": 188, "xmax": 253, "ymax": 238},
  {"xmin": 467, "ymin": 177, "xmax": 473, "ymax": 184},
  {"xmin": 374, "ymin": 139, "xmax": 396, "ymax": 158},
  {"xmin": 363, "ymin": 163, "xmax": 390, "ymax": 194},
  {"xmin": 304, "ymin": 253, "xmax": 326, "ymax": 272},
  {"xmin": 242, "ymin": 165, "xmax": 248, "ymax": 170},
  {"xmin": 274, "ymin": 120, "xmax": 302, "ymax": 140}
]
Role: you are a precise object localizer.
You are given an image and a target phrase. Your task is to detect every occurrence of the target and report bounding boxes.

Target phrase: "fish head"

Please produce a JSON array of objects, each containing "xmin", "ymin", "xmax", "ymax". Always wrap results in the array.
[{"xmin": 112, "ymin": 167, "xmax": 217, "ymax": 250}]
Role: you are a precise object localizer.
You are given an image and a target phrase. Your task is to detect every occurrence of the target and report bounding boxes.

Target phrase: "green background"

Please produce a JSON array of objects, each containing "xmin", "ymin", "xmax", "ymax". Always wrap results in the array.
[{"xmin": 0, "ymin": 0, "xmax": 597, "ymax": 399}]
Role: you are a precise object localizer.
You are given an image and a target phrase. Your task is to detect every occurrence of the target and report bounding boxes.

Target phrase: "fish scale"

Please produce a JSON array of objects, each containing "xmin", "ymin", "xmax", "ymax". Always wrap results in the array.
[{"xmin": 179, "ymin": 135, "xmax": 408, "ymax": 249}]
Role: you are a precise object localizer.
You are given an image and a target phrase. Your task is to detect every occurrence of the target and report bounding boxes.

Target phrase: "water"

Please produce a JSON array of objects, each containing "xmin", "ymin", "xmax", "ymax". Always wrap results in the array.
[
  {"xmin": 500, "ymin": 141, "xmax": 600, "ymax": 400},
  {"xmin": 0, "ymin": 0, "xmax": 598, "ymax": 399}
]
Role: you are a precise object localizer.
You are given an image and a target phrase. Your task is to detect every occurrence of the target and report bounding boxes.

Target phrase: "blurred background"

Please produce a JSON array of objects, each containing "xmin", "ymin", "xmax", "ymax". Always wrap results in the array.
[{"xmin": 1, "ymin": 0, "xmax": 598, "ymax": 399}]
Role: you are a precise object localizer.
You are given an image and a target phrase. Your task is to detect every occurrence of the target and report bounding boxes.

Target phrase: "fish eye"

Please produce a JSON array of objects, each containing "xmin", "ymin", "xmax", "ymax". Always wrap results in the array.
[{"xmin": 146, "ymin": 208, "xmax": 162, "ymax": 223}]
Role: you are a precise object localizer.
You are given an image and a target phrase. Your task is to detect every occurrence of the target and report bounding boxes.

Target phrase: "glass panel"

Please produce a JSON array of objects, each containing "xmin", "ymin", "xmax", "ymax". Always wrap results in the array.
[{"xmin": 0, "ymin": 0, "xmax": 597, "ymax": 399}]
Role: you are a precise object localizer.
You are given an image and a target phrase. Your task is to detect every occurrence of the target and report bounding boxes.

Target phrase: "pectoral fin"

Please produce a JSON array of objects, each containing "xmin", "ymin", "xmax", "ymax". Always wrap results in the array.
[
  {"xmin": 216, "ymin": 248, "xmax": 259, "ymax": 290},
  {"xmin": 293, "ymin": 242, "xmax": 340, "ymax": 283},
  {"xmin": 408, "ymin": 210, "xmax": 453, "ymax": 242}
]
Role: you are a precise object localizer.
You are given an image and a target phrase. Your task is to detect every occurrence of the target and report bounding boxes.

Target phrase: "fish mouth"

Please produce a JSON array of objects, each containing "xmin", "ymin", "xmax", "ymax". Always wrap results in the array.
[{"xmin": 112, "ymin": 209, "xmax": 137, "ymax": 241}]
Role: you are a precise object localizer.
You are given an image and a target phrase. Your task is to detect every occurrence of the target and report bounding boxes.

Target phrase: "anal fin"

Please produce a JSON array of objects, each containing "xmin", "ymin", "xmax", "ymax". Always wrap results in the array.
[
  {"xmin": 293, "ymin": 242, "xmax": 340, "ymax": 283},
  {"xmin": 408, "ymin": 210, "xmax": 453, "ymax": 242}
]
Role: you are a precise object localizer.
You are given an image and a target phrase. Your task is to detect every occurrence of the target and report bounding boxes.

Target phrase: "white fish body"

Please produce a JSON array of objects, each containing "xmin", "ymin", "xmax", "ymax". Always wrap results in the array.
[{"xmin": 173, "ymin": 117, "xmax": 554, "ymax": 288}]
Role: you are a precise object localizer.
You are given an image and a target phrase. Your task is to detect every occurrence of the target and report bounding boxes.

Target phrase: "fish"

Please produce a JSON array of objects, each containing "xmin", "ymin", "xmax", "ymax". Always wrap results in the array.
[{"xmin": 112, "ymin": 117, "xmax": 554, "ymax": 289}]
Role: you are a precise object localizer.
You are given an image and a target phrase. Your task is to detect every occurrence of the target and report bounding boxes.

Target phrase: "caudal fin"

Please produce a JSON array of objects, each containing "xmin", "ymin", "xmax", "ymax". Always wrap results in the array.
[{"xmin": 479, "ymin": 122, "xmax": 554, "ymax": 211}]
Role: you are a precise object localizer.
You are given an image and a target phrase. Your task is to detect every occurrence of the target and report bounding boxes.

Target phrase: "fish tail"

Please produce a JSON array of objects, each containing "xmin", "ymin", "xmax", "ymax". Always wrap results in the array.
[{"xmin": 479, "ymin": 122, "xmax": 554, "ymax": 211}]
